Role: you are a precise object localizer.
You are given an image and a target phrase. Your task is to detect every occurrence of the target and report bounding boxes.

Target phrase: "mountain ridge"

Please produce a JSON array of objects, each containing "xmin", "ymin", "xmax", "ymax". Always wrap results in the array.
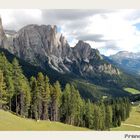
[
  {"xmin": 0, "ymin": 17, "xmax": 120, "ymax": 79},
  {"xmin": 109, "ymin": 51, "xmax": 140, "ymax": 76}
]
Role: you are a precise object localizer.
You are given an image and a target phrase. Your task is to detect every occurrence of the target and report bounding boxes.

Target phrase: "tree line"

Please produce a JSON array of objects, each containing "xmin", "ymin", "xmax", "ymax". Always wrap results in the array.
[{"xmin": 0, "ymin": 52, "xmax": 131, "ymax": 130}]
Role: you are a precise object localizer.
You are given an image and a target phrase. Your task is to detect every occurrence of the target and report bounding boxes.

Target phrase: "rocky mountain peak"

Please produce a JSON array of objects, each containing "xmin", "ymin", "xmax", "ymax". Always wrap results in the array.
[
  {"xmin": 110, "ymin": 51, "xmax": 140, "ymax": 60},
  {"xmin": 0, "ymin": 17, "xmax": 6, "ymax": 46},
  {"xmin": 0, "ymin": 17, "xmax": 10, "ymax": 49},
  {"xmin": 0, "ymin": 18, "xmax": 120, "ymax": 77},
  {"xmin": 75, "ymin": 40, "xmax": 91, "ymax": 49},
  {"xmin": 73, "ymin": 40, "xmax": 103, "ymax": 62},
  {"xmin": 109, "ymin": 51, "xmax": 140, "ymax": 75}
]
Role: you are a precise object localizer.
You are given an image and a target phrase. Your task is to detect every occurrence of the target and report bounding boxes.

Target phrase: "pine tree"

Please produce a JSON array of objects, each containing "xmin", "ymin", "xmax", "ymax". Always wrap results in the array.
[
  {"xmin": 112, "ymin": 99, "xmax": 118, "ymax": 127},
  {"xmin": 12, "ymin": 58, "xmax": 31, "ymax": 117},
  {"xmin": 93, "ymin": 104, "xmax": 100, "ymax": 130},
  {"xmin": 30, "ymin": 76, "xmax": 39, "ymax": 120},
  {"xmin": 99, "ymin": 102, "xmax": 106, "ymax": 130},
  {"xmin": 124, "ymin": 97, "xmax": 131, "ymax": 119},
  {"xmin": 74, "ymin": 90, "xmax": 84, "ymax": 127},
  {"xmin": 22, "ymin": 80, "xmax": 31, "ymax": 117},
  {"xmin": 42, "ymin": 76, "xmax": 50, "ymax": 120},
  {"xmin": 105, "ymin": 105, "xmax": 112, "ymax": 130},
  {"xmin": 61, "ymin": 84, "xmax": 85, "ymax": 126},
  {"xmin": 0, "ymin": 70, "xmax": 7, "ymax": 109},
  {"xmin": 118, "ymin": 116, "xmax": 121, "ymax": 126},
  {"xmin": 0, "ymin": 53, "xmax": 14, "ymax": 111},
  {"xmin": 85, "ymin": 100, "xmax": 94, "ymax": 129},
  {"xmin": 50, "ymin": 81, "xmax": 61, "ymax": 121},
  {"xmin": 37, "ymin": 72, "xmax": 45, "ymax": 120},
  {"xmin": 81, "ymin": 100, "xmax": 86, "ymax": 127},
  {"xmin": 60, "ymin": 83, "xmax": 71, "ymax": 123},
  {"xmin": 69, "ymin": 85, "xmax": 79, "ymax": 125},
  {"xmin": 49, "ymin": 84, "xmax": 54, "ymax": 121}
]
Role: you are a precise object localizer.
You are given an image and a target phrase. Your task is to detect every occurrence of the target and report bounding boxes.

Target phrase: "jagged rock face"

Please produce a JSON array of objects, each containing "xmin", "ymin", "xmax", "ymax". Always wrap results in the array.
[
  {"xmin": 0, "ymin": 17, "xmax": 120, "ymax": 76},
  {"xmin": 7, "ymin": 24, "xmax": 73, "ymax": 72},
  {"xmin": 72, "ymin": 41, "xmax": 120, "ymax": 75},
  {"xmin": 73, "ymin": 40, "xmax": 102, "ymax": 61},
  {"xmin": 0, "ymin": 18, "xmax": 5, "ymax": 45},
  {"xmin": 0, "ymin": 18, "xmax": 9, "ymax": 49}
]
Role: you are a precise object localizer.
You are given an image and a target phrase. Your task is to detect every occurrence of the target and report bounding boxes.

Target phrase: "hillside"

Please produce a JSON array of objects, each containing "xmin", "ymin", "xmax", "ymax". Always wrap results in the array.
[
  {"xmin": 1, "ymin": 48, "xmax": 140, "ymax": 102},
  {"xmin": 0, "ymin": 110, "xmax": 89, "ymax": 131},
  {"xmin": 0, "ymin": 106, "xmax": 140, "ymax": 131}
]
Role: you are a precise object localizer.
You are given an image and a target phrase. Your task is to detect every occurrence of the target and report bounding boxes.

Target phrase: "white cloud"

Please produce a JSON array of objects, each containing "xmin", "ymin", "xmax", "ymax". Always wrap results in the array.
[
  {"xmin": 82, "ymin": 10, "xmax": 140, "ymax": 55},
  {"xmin": 0, "ymin": 9, "xmax": 140, "ymax": 56},
  {"xmin": 0, "ymin": 9, "xmax": 42, "ymax": 29}
]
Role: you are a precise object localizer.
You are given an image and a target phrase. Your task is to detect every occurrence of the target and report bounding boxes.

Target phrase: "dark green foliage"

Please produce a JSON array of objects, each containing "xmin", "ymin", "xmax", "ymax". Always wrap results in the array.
[
  {"xmin": 12, "ymin": 58, "xmax": 31, "ymax": 117},
  {"xmin": 60, "ymin": 84, "xmax": 84, "ymax": 126},
  {"xmin": 30, "ymin": 76, "xmax": 38, "ymax": 119},
  {"xmin": 50, "ymin": 81, "xmax": 61, "ymax": 121},
  {"xmin": 0, "ymin": 53, "xmax": 14, "ymax": 110},
  {"xmin": 84, "ymin": 100, "xmax": 94, "ymax": 129},
  {"xmin": 60, "ymin": 83, "xmax": 71, "ymax": 123},
  {"xmin": 43, "ymin": 76, "xmax": 50, "ymax": 120},
  {"xmin": 0, "ymin": 70, "xmax": 7, "ymax": 109},
  {"xmin": 36, "ymin": 72, "xmax": 45, "ymax": 120},
  {"xmin": 105, "ymin": 105, "xmax": 112, "ymax": 130},
  {"xmin": 111, "ymin": 97, "xmax": 131, "ymax": 127}
]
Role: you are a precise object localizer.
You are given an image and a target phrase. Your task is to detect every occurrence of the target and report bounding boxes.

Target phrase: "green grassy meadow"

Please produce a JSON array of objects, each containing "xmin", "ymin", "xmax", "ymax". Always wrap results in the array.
[
  {"xmin": 0, "ymin": 110, "xmax": 89, "ymax": 131},
  {"xmin": 111, "ymin": 106, "xmax": 140, "ymax": 131},
  {"xmin": 0, "ymin": 105, "xmax": 140, "ymax": 131},
  {"xmin": 124, "ymin": 87, "xmax": 140, "ymax": 94}
]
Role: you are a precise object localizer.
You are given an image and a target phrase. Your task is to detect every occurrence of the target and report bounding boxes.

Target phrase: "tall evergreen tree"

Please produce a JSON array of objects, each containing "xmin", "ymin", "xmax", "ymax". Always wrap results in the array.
[
  {"xmin": 0, "ymin": 70, "xmax": 7, "ymax": 109},
  {"xmin": 50, "ymin": 81, "xmax": 61, "ymax": 121},
  {"xmin": 69, "ymin": 85, "xmax": 79, "ymax": 125},
  {"xmin": 0, "ymin": 53, "xmax": 14, "ymax": 111},
  {"xmin": 93, "ymin": 104, "xmax": 101, "ymax": 130},
  {"xmin": 74, "ymin": 90, "xmax": 84, "ymax": 127},
  {"xmin": 99, "ymin": 102, "xmax": 106, "ymax": 130},
  {"xmin": 12, "ymin": 58, "xmax": 31, "ymax": 117},
  {"xmin": 60, "ymin": 83, "xmax": 71, "ymax": 123},
  {"xmin": 30, "ymin": 76, "xmax": 39, "ymax": 119},
  {"xmin": 42, "ymin": 76, "xmax": 50, "ymax": 120},
  {"xmin": 37, "ymin": 72, "xmax": 45, "ymax": 120},
  {"xmin": 105, "ymin": 105, "xmax": 112, "ymax": 130},
  {"xmin": 85, "ymin": 100, "xmax": 94, "ymax": 129}
]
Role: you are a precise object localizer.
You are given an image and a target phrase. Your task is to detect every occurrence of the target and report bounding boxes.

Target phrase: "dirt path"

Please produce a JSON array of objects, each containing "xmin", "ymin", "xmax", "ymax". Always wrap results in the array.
[{"xmin": 122, "ymin": 123, "xmax": 140, "ymax": 128}]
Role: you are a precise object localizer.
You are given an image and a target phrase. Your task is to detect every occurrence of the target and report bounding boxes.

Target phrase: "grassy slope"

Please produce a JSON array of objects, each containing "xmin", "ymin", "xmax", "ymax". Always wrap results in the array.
[
  {"xmin": 111, "ymin": 106, "xmax": 140, "ymax": 131},
  {"xmin": 0, "ymin": 107, "xmax": 140, "ymax": 131},
  {"xmin": 124, "ymin": 87, "xmax": 140, "ymax": 94},
  {"xmin": 0, "ymin": 110, "xmax": 89, "ymax": 131},
  {"xmin": 111, "ymin": 125, "xmax": 140, "ymax": 131}
]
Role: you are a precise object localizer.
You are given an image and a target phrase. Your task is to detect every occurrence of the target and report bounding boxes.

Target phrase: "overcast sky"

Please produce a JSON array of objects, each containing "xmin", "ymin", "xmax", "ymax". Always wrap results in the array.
[{"xmin": 0, "ymin": 9, "xmax": 140, "ymax": 56}]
